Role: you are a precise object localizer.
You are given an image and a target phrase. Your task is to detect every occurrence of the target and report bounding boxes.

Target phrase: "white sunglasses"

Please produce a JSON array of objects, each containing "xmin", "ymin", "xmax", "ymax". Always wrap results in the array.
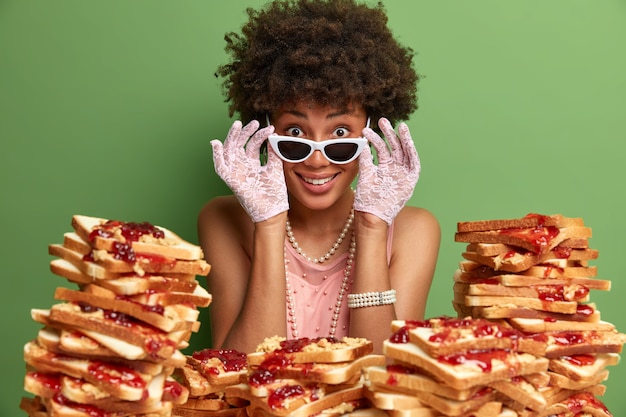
[
  {"xmin": 266, "ymin": 116, "xmax": 370, "ymax": 164},
  {"xmin": 267, "ymin": 136, "xmax": 368, "ymax": 164}
]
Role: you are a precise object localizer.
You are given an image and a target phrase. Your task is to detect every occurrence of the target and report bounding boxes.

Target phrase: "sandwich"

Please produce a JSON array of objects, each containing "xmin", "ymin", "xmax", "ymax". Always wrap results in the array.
[{"xmin": 21, "ymin": 214, "xmax": 212, "ymax": 417}]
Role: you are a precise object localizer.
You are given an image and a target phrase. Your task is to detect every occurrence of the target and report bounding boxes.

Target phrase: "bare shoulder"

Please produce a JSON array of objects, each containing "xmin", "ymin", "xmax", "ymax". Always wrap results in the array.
[
  {"xmin": 197, "ymin": 196, "xmax": 254, "ymax": 253},
  {"xmin": 394, "ymin": 206, "xmax": 441, "ymax": 241}
]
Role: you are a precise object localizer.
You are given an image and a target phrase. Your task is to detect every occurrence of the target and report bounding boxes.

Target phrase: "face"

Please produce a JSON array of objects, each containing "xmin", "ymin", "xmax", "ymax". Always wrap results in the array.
[{"xmin": 270, "ymin": 103, "xmax": 368, "ymax": 211}]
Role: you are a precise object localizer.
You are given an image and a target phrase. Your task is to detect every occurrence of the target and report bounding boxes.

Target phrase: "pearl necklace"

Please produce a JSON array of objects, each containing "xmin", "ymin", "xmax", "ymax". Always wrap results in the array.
[
  {"xmin": 286, "ymin": 208, "xmax": 355, "ymax": 264},
  {"xmin": 284, "ymin": 231, "xmax": 355, "ymax": 339}
]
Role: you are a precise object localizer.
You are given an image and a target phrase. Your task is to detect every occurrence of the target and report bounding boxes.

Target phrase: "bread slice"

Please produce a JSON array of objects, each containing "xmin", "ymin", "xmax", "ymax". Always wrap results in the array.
[
  {"xmin": 454, "ymin": 282, "xmax": 591, "ymax": 303},
  {"xmin": 456, "ymin": 226, "xmax": 592, "ymax": 255},
  {"xmin": 248, "ymin": 336, "xmax": 373, "ymax": 366},
  {"xmin": 390, "ymin": 317, "xmax": 547, "ymax": 357},
  {"xmin": 456, "ymin": 214, "xmax": 584, "ymax": 233},
  {"xmin": 544, "ymin": 330, "xmax": 626, "ymax": 358},
  {"xmin": 454, "ymin": 292, "xmax": 579, "ymax": 314},
  {"xmin": 454, "ymin": 302, "xmax": 601, "ymax": 323},
  {"xmin": 24, "ymin": 340, "xmax": 156, "ymax": 402},
  {"xmin": 43, "ymin": 302, "xmax": 190, "ymax": 360},
  {"xmin": 548, "ymin": 353, "xmax": 620, "ymax": 381},
  {"xmin": 72, "ymin": 214, "xmax": 205, "ymax": 261},
  {"xmin": 508, "ymin": 317, "xmax": 615, "ymax": 333},
  {"xmin": 249, "ymin": 355, "xmax": 385, "ymax": 386},
  {"xmin": 53, "ymin": 286, "xmax": 199, "ymax": 333},
  {"xmin": 469, "ymin": 238, "xmax": 589, "ymax": 257},
  {"xmin": 488, "ymin": 376, "xmax": 547, "ymax": 412},
  {"xmin": 538, "ymin": 391, "xmax": 611, "ymax": 417},
  {"xmin": 382, "ymin": 340, "xmax": 549, "ymax": 390},
  {"xmin": 453, "ymin": 269, "xmax": 611, "ymax": 291},
  {"xmin": 51, "ymin": 258, "xmax": 199, "ymax": 294},
  {"xmin": 362, "ymin": 382, "xmax": 426, "ymax": 410},
  {"xmin": 462, "ymin": 247, "xmax": 598, "ymax": 273},
  {"xmin": 548, "ymin": 369, "xmax": 609, "ymax": 390},
  {"xmin": 187, "ymin": 348, "xmax": 249, "ymax": 386},
  {"xmin": 365, "ymin": 364, "xmax": 483, "ymax": 401},
  {"xmin": 60, "ymin": 232, "xmax": 211, "ymax": 276}
]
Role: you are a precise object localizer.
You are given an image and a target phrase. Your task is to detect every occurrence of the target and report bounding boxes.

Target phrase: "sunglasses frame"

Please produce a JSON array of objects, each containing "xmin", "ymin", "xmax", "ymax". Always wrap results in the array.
[{"xmin": 267, "ymin": 135, "xmax": 369, "ymax": 164}]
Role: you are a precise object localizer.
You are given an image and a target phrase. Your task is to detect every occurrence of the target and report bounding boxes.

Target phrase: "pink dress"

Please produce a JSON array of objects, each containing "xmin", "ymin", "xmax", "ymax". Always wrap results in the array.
[{"xmin": 284, "ymin": 223, "xmax": 394, "ymax": 339}]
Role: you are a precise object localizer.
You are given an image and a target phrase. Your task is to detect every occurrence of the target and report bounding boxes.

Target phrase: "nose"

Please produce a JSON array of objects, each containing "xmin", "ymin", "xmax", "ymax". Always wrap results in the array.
[{"xmin": 303, "ymin": 149, "xmax": 330, "ymax": 167}]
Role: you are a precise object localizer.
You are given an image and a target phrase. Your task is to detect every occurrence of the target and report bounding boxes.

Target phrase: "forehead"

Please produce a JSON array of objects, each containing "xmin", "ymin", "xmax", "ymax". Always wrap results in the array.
[{"xmin": 274, "ymin": 102, "xmax": 365, "ymax": 120}]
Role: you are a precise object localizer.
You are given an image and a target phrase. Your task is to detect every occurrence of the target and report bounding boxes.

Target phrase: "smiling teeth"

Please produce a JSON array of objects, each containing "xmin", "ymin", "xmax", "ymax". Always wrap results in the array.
[{"xmin": 304, "ymin": 176, "xmax": 334, "ymax": 185}]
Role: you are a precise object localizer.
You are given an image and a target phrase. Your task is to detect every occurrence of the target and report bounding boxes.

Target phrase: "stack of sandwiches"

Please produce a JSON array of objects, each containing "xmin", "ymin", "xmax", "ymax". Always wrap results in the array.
[
  {"xmin": 20, "ymin": 214, "xmax": 212, "ymax": 417},
  {"xmin": 172, "ymin": 348, "xmax": 250, "ymax": 417},
  {"xmin": 365, "ymin": 317, "xmax": 551, "ymax": 417},
  {"xmin": 449, "ymin": 213, "xmax": 625, "ymax": 415},
  {"xmin": 229, "ymin": 336, "xmax": 386, "ymax": 417}
]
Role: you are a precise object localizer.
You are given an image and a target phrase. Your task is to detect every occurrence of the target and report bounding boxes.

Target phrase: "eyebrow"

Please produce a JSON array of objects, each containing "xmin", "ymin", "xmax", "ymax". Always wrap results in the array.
[{"xmin": 283, "ymin": 109, "xmax": 355, "ymax": 120}]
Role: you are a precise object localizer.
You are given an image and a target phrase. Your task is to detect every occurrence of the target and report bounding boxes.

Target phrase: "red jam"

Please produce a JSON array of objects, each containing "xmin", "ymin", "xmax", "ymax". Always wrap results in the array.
[
  {"xmin": 192, "ymin": 348, "xmax": 247, "ymax": 373},
  {"xmin": 438, "ymin": 349, "xmax": 509, "ymax": 372},
  {"xmin": 87, "ymin": 361, "xmax": 146, "ymax": 389},
  {"xmin": 163, "ymin": 380, "xmax": 186, "ymax": 401},
  {"xmin": 576, "ymin": 304, "xmax": 595, "ymax": 316},
  {"xmin": 389, "ymin": 327, "xmax": 411, "ymax": 343},
  {"xmin": 28, "ymin": 372, "xmax": 61, "ymax": 391},
  {"xmin": 115, "ymin": 295, "xmax": 165, "ymax": 315},
  {"xmin": 552, "ymin": 332, "xmax": 585, "ymax": 345},
  {"xmin": 499, "ymin": 225, "xmax": 560, "ymax": 253},
  {"xmin": 267, "ymin": 384, "xmax": 306, "ymax": 410},
  {"xmin": 563, "ymin": 392, "xmax": 611, "ymax": 415},
  {"xmin": 52, "ymin": 393, "xmax": 109, "ymax": 417},
  {"xmin": 249, "ymin": 369, "xmax": 276, "ymax": 387},
  {"xmin": 563, "ymin": 354, "xmax": 596, "ymax": 366},
  {"xmin": 89, "ymin": 220, "xmax": 164, "ymax": 242}
]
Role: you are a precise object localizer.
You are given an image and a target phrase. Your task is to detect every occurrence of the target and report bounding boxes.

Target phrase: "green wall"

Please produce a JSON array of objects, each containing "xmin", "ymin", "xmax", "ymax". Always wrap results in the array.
[{"xmin": 1, "ymin": 0, "xmax": 624, "ymax": 414}]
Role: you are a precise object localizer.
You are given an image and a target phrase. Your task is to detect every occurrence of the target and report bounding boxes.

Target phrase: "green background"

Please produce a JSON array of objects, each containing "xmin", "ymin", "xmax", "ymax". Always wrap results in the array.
[{"xmin": 1, "ymin": 0, "xmax": 624, "ymax": 414}]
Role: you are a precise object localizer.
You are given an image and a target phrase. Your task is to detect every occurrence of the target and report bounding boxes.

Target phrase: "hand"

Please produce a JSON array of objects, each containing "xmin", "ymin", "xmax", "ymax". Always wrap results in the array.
[
  {"xmin": 211, "ymin": 120, "xmax": 289, "ymax": 223},
  {"xmin": 354, "ymin": 118, "xmax": 421, "ymax": 225}
]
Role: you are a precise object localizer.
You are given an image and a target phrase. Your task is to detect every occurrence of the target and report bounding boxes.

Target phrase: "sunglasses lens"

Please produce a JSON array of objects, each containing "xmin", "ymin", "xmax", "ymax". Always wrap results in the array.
[
  {"xmin": 276, "ymin": 141, "xmax": 312, "ymax": 161},
  {"xmin": 324, "ymin": 143, "xmax": 360, "ymax": 162}
]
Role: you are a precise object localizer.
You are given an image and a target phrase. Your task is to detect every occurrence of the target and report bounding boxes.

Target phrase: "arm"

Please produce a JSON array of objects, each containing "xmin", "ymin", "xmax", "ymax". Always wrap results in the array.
[
  {"xmin": 349, "ymin": 207, "xmax": 440, "ymax": 353},
  {"xmin": 198, "ymin": 197, "xmax": 289, "ymax": 352}
]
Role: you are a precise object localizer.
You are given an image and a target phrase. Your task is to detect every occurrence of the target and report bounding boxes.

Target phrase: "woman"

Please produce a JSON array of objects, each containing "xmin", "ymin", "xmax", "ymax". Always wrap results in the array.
[{"xmin": 198, "ymin": 0, "xmax": 440, "ymax": 354}]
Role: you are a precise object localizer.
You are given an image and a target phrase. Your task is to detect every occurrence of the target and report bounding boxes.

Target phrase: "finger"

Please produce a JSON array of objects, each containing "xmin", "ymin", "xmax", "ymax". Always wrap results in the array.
[
  {"xmin": 378, "ymin": 117, "xmax": 403, "ymax": 160},
  {"xmin": 362, "ymin": 127, "xmax": 391, "ymax": 164},
  {"xmin": 397, "ymin": 123, "xmax": 421, "ymax": 172},
  {"xmin": 245, "ymin": 125, "xmax": 275, "ymax": 159},
  {"xmin": 358, "ymin": 142, "xmax": 376, "ymax": 172},
  {"xmin": 210, "ymin": 140, "xmax": 227, "ymax": 176}
]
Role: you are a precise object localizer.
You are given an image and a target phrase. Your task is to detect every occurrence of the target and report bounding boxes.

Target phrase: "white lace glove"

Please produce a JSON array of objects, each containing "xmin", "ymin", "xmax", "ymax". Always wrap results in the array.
[
  {"xmin": 211, "ymin": 120, "xmax": 289, "ymax": 223},
  {"xmin": 354, "ymin": 118, "xmax": 421, "ymax": 225}
]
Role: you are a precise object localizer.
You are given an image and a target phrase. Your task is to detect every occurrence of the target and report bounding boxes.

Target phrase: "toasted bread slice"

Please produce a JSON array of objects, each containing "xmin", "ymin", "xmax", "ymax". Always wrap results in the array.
[
  {"xmin": 548, "ymin": 353, "xmax": 620, "ymax": 381},
  {"xmin": 54, "ymin": 286, "xmax": 199, "ymax": 333},
  {"xmin": 51, "ymin": 258, "xmax": 199, "ymax": 294},
  {"xmin": 42, "ymin": 303, "xmax": 190, "ymax": 360},
  {"xmin": 463, "ymin": 246, "xmax": 597, "ymax": 273},
  {"xmin": 508, "ymin": 317, "xmax": 615, "ymax": 333},
  {"xmin": 548, "ymin": 369, "xmax": 609, "ymax": 390},
  {"xmin": 456, "ymin": 214, "xmax": 584, "ymax": 233},
  {"xmin": 397, "ymin": 318, "xmax": 547, "ymax": 357},
  {"xmin": 382, "ymin": 340, "xmax": 548, "ymax": 391},
  {"xmin": 362, "ymin": 382, "xmax": 426, "ymax": 410},
  {"xmin": 454, "ymin": 282, "xmax": 591, "ymax": 303},
  {"xmin": 249, "ymin": 354, "xmax": 385, "ymax": 386},
  {"xmin": 365, "ymin": 364, "xmax": 483, "ymax": 401},
  {"xmin": 539, "ymin": 391, "xmax": 611, "ymax": 417},
  {"xmin": 544, "ymin": 330, "xmax": 626, "ymax": 358},
  {"xmin": 61, "ymin": 232, "xmax": 211, "ymax": 276},
  {"xmin": 72, "ymin": 214, "xmax": 205, "ymax": 261},
  {"xmin": 456, "ymin": 226, "xmax": 591, "ymax": 255},
  {"xmin": 453, "ymin": 269, "xmax": 611, "ymax": 291},
  {"xmin": 24, "ymin": 340, "xmax": 155, "ymax": 402},
  {"xmin": 454, "ymin": 292, "xmax": 579, "ymax": 314},
  {"xmin": 488, "ymin": 376, "xmax": 547, "ymax": 412},
  {"xmin": 248, "ymin": 336, "xmax": 373, "ymax": 366},
  {"xmin": 187, "ymin": 348, "xmax": 249, "ymax": 386}
]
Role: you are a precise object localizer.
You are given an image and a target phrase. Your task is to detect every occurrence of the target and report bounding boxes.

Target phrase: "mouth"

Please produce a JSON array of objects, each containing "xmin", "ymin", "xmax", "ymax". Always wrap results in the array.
[{"xmin": 300, "ymin": 174, "xmax": 338, "ymax": 186}]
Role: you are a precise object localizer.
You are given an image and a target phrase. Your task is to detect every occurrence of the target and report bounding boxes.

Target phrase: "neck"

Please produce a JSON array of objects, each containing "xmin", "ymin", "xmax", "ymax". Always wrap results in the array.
[{"xmin": 287, "ymin": 189, "xmax": 355, "ymax": 232}]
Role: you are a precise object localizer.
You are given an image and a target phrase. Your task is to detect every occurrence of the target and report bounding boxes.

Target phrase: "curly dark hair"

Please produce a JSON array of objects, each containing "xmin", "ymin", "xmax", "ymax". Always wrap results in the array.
[{"xmin": 216, "ymin": 0, "xmax": 419, "ymax": 125}]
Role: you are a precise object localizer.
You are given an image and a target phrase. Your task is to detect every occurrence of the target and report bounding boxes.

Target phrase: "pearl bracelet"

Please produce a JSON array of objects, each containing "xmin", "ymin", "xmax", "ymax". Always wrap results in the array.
[{"xmin": 347, "ymin": 289, "xmax": 397, "ymax": 308}]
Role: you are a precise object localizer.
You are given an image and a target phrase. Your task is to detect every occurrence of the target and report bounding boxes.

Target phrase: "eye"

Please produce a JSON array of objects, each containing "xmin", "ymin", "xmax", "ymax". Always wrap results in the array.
[
  {"xmin": 285, "ymin": 127, "xmax": 304, "ymax": 137},
  {"xmin": 332, "ymin": 127, "xmax": 350, "ymax": 138}
]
